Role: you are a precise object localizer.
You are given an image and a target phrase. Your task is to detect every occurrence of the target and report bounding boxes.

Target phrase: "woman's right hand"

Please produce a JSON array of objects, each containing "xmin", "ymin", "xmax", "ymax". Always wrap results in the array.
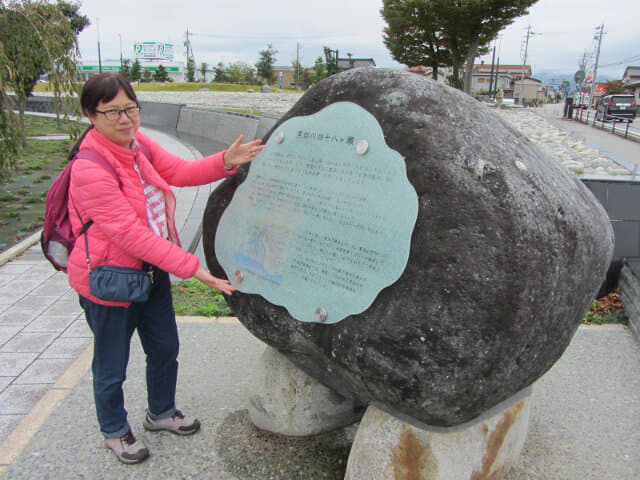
[{"xmin": 194, "ymin": 267, "xmax": 236, "ymax": 295}]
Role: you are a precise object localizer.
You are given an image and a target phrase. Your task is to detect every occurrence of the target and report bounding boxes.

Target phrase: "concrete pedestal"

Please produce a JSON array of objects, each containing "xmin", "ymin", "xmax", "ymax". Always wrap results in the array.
[
  {"xmin": 344, "ymin": 389, "xmax": 532, "ymax": 480},
  {"xmin": 247, "ymin": 346, "xmax": 365, "ymax": 436}
]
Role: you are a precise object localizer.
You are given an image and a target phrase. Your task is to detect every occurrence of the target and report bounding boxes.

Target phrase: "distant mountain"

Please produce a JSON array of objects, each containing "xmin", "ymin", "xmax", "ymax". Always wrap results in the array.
[{"xmin": 533, "ymin": 70, "xmax": 617, "ymax": 86}]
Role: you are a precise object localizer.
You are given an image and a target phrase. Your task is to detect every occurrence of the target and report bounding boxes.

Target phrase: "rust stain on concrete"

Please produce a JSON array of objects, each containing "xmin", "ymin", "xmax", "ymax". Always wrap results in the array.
[
  {"xmin": 470, "ymin": 401, "xmax": 525, "ymax": 480},
  {"xmin": 390, "ymin": 427, "xmax": 438, "ymax": 480}
]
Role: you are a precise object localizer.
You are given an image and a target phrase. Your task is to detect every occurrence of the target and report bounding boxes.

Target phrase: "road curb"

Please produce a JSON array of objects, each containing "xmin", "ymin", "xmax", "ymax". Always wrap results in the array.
[{"xmin": 0, "ymin": 229, "xmax": 42, "ymax": 267}]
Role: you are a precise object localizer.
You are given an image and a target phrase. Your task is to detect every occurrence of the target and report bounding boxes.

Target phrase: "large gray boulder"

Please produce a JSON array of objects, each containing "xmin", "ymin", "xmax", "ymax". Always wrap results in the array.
[{"xmin": 203, "ymin": 68, "xmax": 613, "ymax": 426}]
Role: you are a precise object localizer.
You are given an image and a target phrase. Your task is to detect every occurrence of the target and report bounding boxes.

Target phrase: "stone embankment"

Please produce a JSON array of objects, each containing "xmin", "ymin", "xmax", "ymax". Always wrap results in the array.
[
  {"xmin": 136, "ymin": 90, "xmax": 630, "ymax": 176},
  {"xmin": 495, "ymin": 107, "xmax": 631, "ymax": 176}
]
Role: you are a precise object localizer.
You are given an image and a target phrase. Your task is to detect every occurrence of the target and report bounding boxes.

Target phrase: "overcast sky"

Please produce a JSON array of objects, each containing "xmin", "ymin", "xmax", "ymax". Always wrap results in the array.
[{"xmin": 76, "ymin": 0, "xmax": 639, "ymax": 81}]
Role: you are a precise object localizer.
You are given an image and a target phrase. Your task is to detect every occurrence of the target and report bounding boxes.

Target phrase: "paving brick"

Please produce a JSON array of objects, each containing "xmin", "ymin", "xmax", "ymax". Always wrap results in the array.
[
  {"xmin": 23, "ymin": 315, "xmax": 75, "ymax": 333},
  {"xmin": 0, "ymin": 325, "xmax": 22, "ymax": 346},
  {"xmin": 13, "ymin": 358, "xmax": 75, "ymax": 385},
  {"xmin": 41, "ymin": 337, "xmax": 91, "ymax": 359},
  {"xmin": 0, "ymin": 332, "xmax": 58, "ymax": 353},
  {"xmin": 0, "ymin": 376, "xmax": 13, "ymax": 392},
  {"xmin": 61, "ymin": 319, "xmax": 91, "ymax": 338},
  {"xmin": 0, "ymin": 352, "xmax": 37, "ymax": 376},
  {"xmin": 43, "ymin": 300, "xmax": 83, "ymax": 317}
]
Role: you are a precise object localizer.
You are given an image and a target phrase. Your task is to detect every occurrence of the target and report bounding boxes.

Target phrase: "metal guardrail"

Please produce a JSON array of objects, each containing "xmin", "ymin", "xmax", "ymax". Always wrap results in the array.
[{"xmin": 574, "ymin": 108, "xmax": 639, "ymax": 141}]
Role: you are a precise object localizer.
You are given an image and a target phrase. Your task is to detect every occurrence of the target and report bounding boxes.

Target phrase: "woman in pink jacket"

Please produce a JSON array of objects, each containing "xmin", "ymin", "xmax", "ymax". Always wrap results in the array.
[{"xmin": 68, "ymin": 73, "xmax": 263, "ymax": 464}]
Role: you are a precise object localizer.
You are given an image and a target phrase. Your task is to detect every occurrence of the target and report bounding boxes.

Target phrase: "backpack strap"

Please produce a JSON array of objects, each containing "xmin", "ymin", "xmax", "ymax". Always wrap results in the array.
[
  {"xmin": 71, "ymin": 144, "xmax": 152, "ymax": 273},
  {"xmin": 71, "ymin": 150, "xmax": 121, "ymax": 273}
]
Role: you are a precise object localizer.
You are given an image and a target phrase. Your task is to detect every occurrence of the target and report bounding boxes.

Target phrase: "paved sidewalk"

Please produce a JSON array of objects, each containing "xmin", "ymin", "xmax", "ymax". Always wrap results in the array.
[
  {"xmin": 0, "ymin": 118, "xmax": 638, "ymax": 479},
  {"xmin": 539, "ymin": 103, "xmax": 640, "ymax": 172},
  {"xmin": 0, "ymin": 126, "xmax": 206, "ymax": 472}
]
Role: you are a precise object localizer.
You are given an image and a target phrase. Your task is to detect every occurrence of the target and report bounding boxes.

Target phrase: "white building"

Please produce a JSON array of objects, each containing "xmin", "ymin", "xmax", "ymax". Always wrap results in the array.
[{"xmin": 78, "ymin": 41, "xmax": 185, "ymax": 82}]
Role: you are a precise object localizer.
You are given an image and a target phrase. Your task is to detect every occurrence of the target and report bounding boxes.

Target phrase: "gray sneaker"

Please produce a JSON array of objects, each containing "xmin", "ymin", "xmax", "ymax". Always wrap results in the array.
[
  {"xmin": 104, "ymin": 430, "xmax": 150, "ymax": 464},
  {"xmin": 143, "ymin": 409, "xmax": 201, "ymax": 435}
]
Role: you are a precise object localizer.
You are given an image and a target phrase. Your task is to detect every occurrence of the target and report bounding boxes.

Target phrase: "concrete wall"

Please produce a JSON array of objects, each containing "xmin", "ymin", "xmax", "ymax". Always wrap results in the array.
[
  {"xmin": 177, "ymin": 107, "xmax": 259, "ymax": 146},
  {"xmin": 582, "ymin": 177, "xmax": 640, "ymax": 260},
  {"xmin": 139, "ymin": 101, "xmax": 182, "ymax": 130}
]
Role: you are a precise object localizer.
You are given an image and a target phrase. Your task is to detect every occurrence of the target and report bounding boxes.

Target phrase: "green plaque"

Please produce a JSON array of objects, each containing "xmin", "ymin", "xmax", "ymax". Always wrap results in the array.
[{"xmin": 215, "ymin": 102, "xmax": 418, "ymax": 323}]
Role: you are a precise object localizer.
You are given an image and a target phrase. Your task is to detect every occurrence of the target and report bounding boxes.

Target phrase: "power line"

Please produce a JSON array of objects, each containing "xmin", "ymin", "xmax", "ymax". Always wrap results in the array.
[
  {"xmin": 600, "ymin": 54, "xmax": 640, "ymax": 68},
  {"xmin": 190, "ymin": 32, "xmax": 331, "ymax": 40}
]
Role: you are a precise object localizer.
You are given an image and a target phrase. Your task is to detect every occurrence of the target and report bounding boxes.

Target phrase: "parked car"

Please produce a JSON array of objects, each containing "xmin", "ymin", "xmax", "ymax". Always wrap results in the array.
[{"xmin": 595, "ymin": 94, "xmax": 638, "ymax": 122}]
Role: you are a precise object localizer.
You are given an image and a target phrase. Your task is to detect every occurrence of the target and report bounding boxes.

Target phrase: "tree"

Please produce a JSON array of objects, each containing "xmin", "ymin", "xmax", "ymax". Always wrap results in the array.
[
  {"xmin": 227, "ymin": 61, "xmax": 255, "ymax": 84},
  {"xmin": 311, "ymin": 56, "xmax": 327, "ymax": 84},
  {"xmin": 323, "ymin": 47, "xmax": 339, "ymax": 75},
  {"xmin": 291, "ymin": 59, "xmax": 308, "ymax": 89},
  {"xmin": 120, "ymin": 58, "xmax": 131, "ymax": 79},
  {"xmin": 213, "ymin": 61, "xmax": 229, "ymax": 83},
  {"xmin": 141, "ymin": 68, "xmax": 152, "ymax": 83},
  {"xmin": 602, "ymin": 80, "xmax": 626, "ymax": 95},
  {"xmin": 381, "ymin": 0, "xmax": 452, "ymax": 81},
  {"xmin": 381, "ymin": 0, "xmax": 537, "ymax": 93},
  {"xmin": 185, "ymin": 56, "xmax": 195, "ymax": 82},
  {"xmin": 153, "ymin": 64, "xmax": 169, "ymax": 82},
  {"xmin": 0, "ymin": 0, "xmax": 88, "ymax": 149},
  {"xmin": 451, "ymin": 1, "xmax": 538, "ymax": 93},
  {"xmin": 199, "ymin": 62, "xmax": 208, "ymax": 82},
  {"xmin": 256, "ymin": 44, "xmax": 277, "ymax": 84},
  {"xmin": 130, "ymin": 59, "xmax": 142, "ymax": 82}
]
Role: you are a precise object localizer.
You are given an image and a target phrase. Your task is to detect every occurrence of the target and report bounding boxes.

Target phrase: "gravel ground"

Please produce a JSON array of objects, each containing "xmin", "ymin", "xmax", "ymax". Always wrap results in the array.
[{"xmin": 136, "ymin": 90, "xmax": 303, "ymax": 116}]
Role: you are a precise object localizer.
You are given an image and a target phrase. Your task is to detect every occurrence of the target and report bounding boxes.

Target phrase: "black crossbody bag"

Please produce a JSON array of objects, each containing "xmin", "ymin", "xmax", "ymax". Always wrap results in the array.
[{"xmin": 72, "ymin": 197, "xmax": 153, "ymax": 303}]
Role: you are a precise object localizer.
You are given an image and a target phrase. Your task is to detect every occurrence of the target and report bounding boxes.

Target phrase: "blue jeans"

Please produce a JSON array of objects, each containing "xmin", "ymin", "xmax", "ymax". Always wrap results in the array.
[{"xmin": 80, "ymin": 269, "xmax": 179, "ymax": 438}]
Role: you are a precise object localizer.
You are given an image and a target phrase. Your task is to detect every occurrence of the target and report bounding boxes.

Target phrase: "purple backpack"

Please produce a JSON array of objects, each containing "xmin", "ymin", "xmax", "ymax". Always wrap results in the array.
[{"xmin": 40, "ymin": 150, "xmax": 119, "ymax": 272}]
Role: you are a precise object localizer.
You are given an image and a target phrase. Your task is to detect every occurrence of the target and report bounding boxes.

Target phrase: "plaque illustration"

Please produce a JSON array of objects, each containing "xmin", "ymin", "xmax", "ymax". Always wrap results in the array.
[
  {"xmin": 215, "ymin": 102, "xmax": 419, "ymax": 323},
  {"xmin": 234, "ymin": 222, "xmax": 292, "ymax": 285}
]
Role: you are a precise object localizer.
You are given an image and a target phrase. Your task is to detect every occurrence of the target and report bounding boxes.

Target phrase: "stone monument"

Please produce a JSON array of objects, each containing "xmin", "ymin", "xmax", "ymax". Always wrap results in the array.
[{"xmin": 203, "ymin": 68, "xmax": 614, "ymax": 479}]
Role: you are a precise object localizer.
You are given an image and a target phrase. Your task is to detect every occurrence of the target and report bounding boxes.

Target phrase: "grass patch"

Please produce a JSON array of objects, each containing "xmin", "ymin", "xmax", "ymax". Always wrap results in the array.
[
  {"xmin": 583, "ymin": 288, "xmax": 628, "ymax": 325},
  {"xmin": 0, "ymin": 115, "xmax": 74, "ymax": 249},
  {"xmin": 23, "ymin": 115, "xmax": 84, "ymax": 137},
  {"xmin": 171, "ymin": 279, "xmax": 233, "ymax": 317},
  {"xmin": 133, "ymin": 81, "xmax": 263, "ymax": 92}
]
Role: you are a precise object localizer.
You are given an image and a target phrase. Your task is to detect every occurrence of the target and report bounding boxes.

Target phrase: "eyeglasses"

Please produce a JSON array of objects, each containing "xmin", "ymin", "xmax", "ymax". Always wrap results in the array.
[{"xmin": 95, "ymin": 106, "xmax": 141, "ymax": 121}]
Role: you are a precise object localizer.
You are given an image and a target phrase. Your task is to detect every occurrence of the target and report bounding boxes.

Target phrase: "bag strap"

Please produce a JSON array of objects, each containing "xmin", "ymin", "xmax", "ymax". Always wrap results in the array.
[
  {"xmin": 71, "ymin": 150, "xmax": 121, "ymax": 273},
  {"xmin": 71, "ymin": 143, "xmax": 153, "ymax": 274}
]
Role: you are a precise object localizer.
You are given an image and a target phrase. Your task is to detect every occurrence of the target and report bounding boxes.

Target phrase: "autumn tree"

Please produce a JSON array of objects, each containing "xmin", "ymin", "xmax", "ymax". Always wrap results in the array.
[
  {"xmin": 602, "ymin": 80, "xmax": 626, "ymax": 95},
  {"xmin": 256, "ymin": 44, "xmax": 277, "ymax": 84}
]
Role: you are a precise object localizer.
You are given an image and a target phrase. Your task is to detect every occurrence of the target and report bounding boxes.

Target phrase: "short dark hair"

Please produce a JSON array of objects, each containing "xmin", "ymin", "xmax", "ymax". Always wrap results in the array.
[
  {"xmin": 68, "ymin": 73, "xmax": 139, "ymax": 161},
  {"xmin": 81, "ymin": 72, "xmax": 138, "ymax": 116}
]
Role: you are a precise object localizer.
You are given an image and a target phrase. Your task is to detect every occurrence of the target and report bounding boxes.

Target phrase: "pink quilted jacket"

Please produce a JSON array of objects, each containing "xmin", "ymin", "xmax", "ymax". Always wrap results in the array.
[{"xmin": 68, "ymin": 128, "xmax": 236, "ymax": 306}]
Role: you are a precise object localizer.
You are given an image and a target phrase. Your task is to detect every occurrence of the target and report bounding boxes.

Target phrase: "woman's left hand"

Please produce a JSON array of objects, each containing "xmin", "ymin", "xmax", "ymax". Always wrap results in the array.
[{"xmin": 223, "ymin": 135, "xmax": 264, "ymax": 168}]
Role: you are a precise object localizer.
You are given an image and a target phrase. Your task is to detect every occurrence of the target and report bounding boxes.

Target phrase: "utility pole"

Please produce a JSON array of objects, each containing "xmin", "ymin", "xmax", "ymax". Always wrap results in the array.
[
  {"xmin": 184, "ymin": 28, "xmax": 195, "ymax": 61},
  {"xmin": 488, "ymin": 45, "xmax": 496, "ymax": 98},
  {"xmin": 97, "ymin": 17, "xmax": 102, "ymax": 73},
  {"xmin": 588, "ymin": 23, "xmax": 605, "ymax": 112},
  {"xmin": 296, "ymin": 42, "xmax": 300, "ymax": 89},
  {"xmin": 518, "ymin": 25, "xmax": 536, "ymax": 105}
]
